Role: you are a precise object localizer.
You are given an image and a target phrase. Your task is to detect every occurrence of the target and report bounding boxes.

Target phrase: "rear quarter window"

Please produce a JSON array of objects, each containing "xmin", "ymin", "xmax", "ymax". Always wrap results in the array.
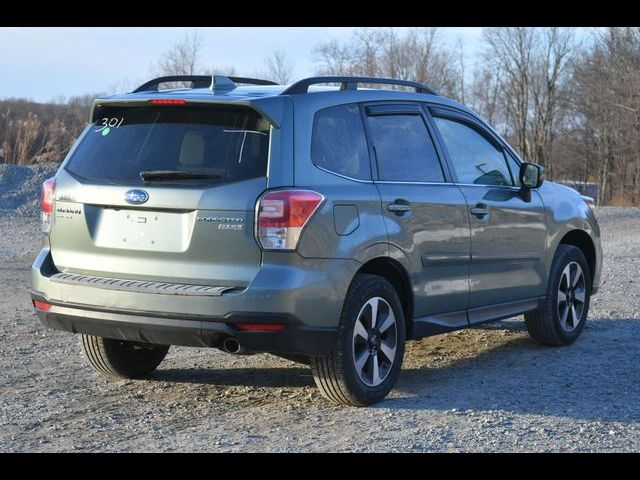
[
  {"xmin": 310, "ymin": 104, "xmax": 371, "ymax": 180},
  {"xmin": 65, "ymin": 105, "xmax": 270, "ymax": 186}
]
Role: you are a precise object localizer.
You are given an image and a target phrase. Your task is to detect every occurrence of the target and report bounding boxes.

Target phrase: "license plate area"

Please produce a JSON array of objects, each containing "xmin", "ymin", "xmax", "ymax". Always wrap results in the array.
[{"xmin": 92, "ymin": 208, "xmax": 195, "ymax": 252}]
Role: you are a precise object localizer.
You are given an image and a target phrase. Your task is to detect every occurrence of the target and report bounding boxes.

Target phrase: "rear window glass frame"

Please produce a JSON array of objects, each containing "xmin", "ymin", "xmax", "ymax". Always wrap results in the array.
[{"xmin": 64, "ymin": 103, "xmax": 271, "ymax": 187}]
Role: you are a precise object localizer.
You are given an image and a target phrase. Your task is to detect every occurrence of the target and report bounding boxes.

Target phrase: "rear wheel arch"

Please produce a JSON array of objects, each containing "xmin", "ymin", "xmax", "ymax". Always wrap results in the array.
[
  {"xmin": 557, "ymin": 230, "xmax": 596, "ymax": 289},
  {"xmin": 355, "ymin": 257, "xmax": 414, "ymax": 339}
]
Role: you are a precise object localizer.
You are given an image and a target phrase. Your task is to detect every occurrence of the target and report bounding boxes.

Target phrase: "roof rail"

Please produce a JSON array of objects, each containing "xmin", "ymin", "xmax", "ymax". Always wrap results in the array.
[
  {"xmin": 227, "ymin": 76, "xmax": 278, "ymax": 86},
  {"xmin": 281, "ymin": 76, "xmax": 438, "ymax": 95},
  {"xmin": 132, "ymin": 75, "xmax": 278, "ymax": 94}
]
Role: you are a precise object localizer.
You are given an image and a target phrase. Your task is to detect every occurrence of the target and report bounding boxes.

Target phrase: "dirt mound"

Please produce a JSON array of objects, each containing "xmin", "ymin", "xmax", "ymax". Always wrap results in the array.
[{"xmin": 0, "ymin": 163, "xmax": 59, "ymax": 218}]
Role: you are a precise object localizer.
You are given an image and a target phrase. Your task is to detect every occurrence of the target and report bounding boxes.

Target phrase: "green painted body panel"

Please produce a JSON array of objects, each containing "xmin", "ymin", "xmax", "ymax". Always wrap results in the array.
[{"xmin": 375, "ymin": 183, "xmax": 470, "ymax": 317}]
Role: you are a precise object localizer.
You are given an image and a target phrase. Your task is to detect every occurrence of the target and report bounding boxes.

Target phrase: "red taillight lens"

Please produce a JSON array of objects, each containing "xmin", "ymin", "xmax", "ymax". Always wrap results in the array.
[
  {"xmin": 257, "ymin": 190, "xmax": 324, "ymax": 250},
  {"xmin": 259, "ymin": 190, "xmax": 324, "ymax": 228},
  {"xmin": 41, "ymin": 177, "xmax": 56, "ymax": 214},
  {"xmin": 33, "ymin": 300, "xmax": 51, "ymax": 311},
  {"xmin": 236, "ymin": 323, "xmax": 286, "ymax": 332},
  {"xmin": 41, "ymin": 177, "xmax": 56, "ymax": 234},
  {"xmin": 149, "ymin": 99, "xmax": 187, "ymax": 105}
]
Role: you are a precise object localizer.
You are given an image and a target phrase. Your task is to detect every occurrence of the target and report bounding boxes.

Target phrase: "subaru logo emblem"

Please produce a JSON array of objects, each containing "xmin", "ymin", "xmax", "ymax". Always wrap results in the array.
[{"xmin": 124, "ymin": 189, "xmax": 149, "ymax": 205}]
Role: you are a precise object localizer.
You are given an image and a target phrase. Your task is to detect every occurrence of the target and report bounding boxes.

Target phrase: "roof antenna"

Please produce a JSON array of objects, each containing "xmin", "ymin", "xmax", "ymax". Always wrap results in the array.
[{"xmin": 210, "ymin": 76, "xmax": 238, "ymax": 93}]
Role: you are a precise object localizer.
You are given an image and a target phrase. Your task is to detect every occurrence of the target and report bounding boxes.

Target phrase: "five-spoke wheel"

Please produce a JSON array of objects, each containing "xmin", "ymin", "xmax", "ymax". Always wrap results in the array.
[
  {"xmin": 352, "ymin": 296, "xmax": 398, "ymax": 387},
  {"xmin": 557, "ymin": 261, "xmax": 587, "ymax": 332}
]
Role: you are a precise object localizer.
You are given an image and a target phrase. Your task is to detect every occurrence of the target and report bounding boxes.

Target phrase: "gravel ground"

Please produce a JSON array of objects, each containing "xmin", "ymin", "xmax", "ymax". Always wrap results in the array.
[
  {"xmin": 0, "ymin": 163, "xmax": 59, "ymax": 218},
  {"xmin": 0, "ymin": 205, "xmax": 639, "ymax": 452}
]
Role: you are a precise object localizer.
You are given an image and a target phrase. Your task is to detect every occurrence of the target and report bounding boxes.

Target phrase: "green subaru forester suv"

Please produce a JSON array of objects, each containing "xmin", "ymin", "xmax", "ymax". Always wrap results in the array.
[{"xmin": 31, "ymin": 75, "xmax": 602, "ymax": 406}]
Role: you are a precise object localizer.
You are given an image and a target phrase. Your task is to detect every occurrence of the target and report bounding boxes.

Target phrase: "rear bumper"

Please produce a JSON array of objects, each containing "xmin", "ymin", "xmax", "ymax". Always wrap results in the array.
[
  {"xmin": 31, "ymin": 247, "xmax": 358, "ymax": 355},
  {"xmin": 30, "ymin": 290, "xmax": 337, "ymax": 355}
]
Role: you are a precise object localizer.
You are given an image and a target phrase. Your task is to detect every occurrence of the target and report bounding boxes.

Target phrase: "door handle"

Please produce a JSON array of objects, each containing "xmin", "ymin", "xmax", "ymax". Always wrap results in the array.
[
  {"xmin": 387, "ymin": 201, "xmax": 412, "ymax": 215},
  {"xmin": 470, "ymin": 203, "xmax": 489, "ymax": 219}
]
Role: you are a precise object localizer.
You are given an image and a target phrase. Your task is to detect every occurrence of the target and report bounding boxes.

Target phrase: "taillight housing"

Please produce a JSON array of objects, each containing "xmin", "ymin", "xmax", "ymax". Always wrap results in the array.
[
  {"xmin": 41, "ymin": 177, "xmax": 56, "ymax": 234},
  {"xmin": 256, "ymin": 189, "xmax": 324, "ymax": 250}
]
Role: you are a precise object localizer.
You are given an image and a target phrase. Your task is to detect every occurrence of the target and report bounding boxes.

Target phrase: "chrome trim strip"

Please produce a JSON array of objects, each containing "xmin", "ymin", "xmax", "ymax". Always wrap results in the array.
[
  {"xmin": 376, "ymin": 180, "xmax": 451, "ymax": 186},
  {"xmin": 313, "ymin": 165, "xmax": 374, "ymax": 183},
  {"xmin": 454, "ymin": 183, "xmax": 522, "ymax": 191},
  {"xmin": 50, "ymin": 273, "xmax": 234, "ymax": 296}
]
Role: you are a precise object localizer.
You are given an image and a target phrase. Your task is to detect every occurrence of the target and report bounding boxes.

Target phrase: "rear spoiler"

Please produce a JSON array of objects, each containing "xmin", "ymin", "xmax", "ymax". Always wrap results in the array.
[
  {"xmin": 88, "ymin": 97, "xmax": 284, "ymax": 129},
  {"xmin": 132, "ymin": 75, "xmax": 277, "ymax": 93}
]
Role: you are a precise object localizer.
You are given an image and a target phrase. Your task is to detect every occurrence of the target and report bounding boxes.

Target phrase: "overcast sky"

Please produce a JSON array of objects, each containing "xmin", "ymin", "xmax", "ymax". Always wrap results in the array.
[{"xmin": 0, "ymin": 27, "xmax": 489, "ymax": 102}]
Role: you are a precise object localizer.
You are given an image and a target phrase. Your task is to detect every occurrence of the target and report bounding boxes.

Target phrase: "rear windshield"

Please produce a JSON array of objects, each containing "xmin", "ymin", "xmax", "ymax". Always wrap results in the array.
[{"xmin": 65, "ymin": 105, "xmax": 270, "ymax": 185}]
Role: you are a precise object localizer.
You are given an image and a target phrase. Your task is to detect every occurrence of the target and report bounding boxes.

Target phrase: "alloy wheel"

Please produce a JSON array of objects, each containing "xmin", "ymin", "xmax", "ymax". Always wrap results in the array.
[
  {"xmin": 557, "ymin": 261, "xmax": 586, "ymax": 331},
  {"xmin": 351, "ymin": 296, "xmax": 398, "ymax": 387}
]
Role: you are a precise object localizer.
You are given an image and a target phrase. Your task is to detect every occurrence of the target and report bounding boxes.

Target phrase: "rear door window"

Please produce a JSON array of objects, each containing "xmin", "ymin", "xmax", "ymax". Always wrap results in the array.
[
  {"xmin": 365, "ymin": 112, "xmax": 444, "ymax": 183},
  {"xmin": 65, "ymin": 105, "xmax": 270, "ymax": 185}
]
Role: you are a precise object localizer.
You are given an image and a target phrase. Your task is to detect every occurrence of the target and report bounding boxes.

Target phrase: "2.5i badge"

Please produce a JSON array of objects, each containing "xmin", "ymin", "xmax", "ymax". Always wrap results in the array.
[{"xmin": 197, "ymin": 216, "xmax": 245, "ymax": 230}]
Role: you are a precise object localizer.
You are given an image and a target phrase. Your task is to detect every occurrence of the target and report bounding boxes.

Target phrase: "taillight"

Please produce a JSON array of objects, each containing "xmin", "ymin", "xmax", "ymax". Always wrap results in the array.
[
  {"xmin": 256, "ymin": 189, "xmax": 324, "ymax": 250},
  {"xmin": 41, "ymin": 177, "xmax": 56, "ymax": 234}
]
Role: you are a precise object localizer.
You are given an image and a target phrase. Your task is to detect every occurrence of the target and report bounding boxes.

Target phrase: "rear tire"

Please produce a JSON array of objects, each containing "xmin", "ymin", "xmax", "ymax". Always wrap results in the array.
[
  {"xmin": 80, "ymin": 335, "xmax": 169, "ymax": 379},
  {"xmin": 311, "ymin": 274, "xmax": 405, "ymax": 406},
  {"xmin": 525, "ymin": 245, "xmax": 591, "ymax": 346}
]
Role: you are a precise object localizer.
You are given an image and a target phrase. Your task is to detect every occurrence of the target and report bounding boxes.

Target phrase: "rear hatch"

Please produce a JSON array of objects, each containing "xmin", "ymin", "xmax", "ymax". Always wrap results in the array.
[{"xmin": 49, "ymin": 102, "xmax": 270, "ymax": 287}]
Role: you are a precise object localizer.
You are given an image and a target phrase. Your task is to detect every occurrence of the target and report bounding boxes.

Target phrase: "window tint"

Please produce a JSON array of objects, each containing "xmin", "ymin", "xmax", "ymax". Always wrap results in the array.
[
  {"xmin": 65, "ymin": 105, "xmax": 270, "ymax": 186},
  {"xmin": 311, "ymin": 104, "xmax": 371, "ymax": 180},
  {"xmin": 505, "ymin": 151, "xmax": 522, "ymax": 186},
  {"xmin": 433, "ymin": 116, "xmax": 513, "ymax": 187},
  {"xmin": 366, "ymin": 114, "xmax": 444, "ymax": 182}
]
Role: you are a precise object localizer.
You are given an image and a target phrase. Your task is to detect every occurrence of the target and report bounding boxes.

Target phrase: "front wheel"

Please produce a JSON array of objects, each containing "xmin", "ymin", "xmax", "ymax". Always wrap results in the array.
[
  {"xmin": 311, "ymin": 274, "xmax": 406, "ymax": 406},
  {"xmin": 525, "ymin": 245, "xmax": 592, "ymax": 346},
  {"xmin": 80, "ymin": 335, "xmax": 170, "ymax": 379}
]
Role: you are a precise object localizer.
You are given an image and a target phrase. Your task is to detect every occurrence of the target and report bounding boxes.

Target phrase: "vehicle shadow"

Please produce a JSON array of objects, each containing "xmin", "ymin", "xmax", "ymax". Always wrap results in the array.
[
  {"xmin": 387, "ymin": 317, "xmax": 640, "ymax": 423},
  {"xmin": 150, "ymin": 317, "xmax": 639, "ymax": 423},
  {"xmin": 152, "ymin": 365, "xmax": 315, "ymax": 389}
]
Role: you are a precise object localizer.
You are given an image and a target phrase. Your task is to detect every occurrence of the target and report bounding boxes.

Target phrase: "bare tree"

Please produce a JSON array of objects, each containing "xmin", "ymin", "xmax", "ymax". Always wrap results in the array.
[
  {"xmin": 150, "ymin": 31, "xmax": 240, "ymax": 87},
  {"xmin": 314, "ymin": 38, "xmax": 358, "ymax": 77},
  {"xmin": 152, "ymin": 31, "xmax": 204, "ymax": 77},
  {"xmin": 529, "ymin": 28, "xmax": 575, "ymax": 177},
  {"xmin": 482, "ymin": 27, "xmax": 536, "ymax": 160},
  {"xmin": 480, "ymin": 27, "xmax": 576, "ymax": 178},
  {"xmin": 568, "ymin": 27, "xmax": 640, "ymax": 205},
  {"xmin": 205, "ymin": 65, "xmax": 237, "ymax": 77},
  {"xmin": 264, "ymin": 50, "xmax": 294, "ymax": 84},
  {"xmin": 312, "ymin": 27, "xmax": 464, "ymax": 99},
  {"xmin": 468, "ymin": 64, "xmax": 501, "ymax": 125},
  {"xmin": 454, "ymin": 38, "xmax": 467, "ymax": 104}
]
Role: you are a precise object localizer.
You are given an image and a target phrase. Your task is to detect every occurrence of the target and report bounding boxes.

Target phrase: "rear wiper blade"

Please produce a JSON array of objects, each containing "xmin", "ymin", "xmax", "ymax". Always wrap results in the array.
[{"xmin": 139, "ymin": 170, "xmax": 222, "ymax": 181}]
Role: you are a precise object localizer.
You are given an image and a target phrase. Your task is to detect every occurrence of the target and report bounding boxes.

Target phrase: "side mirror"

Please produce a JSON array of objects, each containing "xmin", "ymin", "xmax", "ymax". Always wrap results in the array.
[{"xmin": 519, "ymin": 163, "xmax": 544, "ymax": 189}]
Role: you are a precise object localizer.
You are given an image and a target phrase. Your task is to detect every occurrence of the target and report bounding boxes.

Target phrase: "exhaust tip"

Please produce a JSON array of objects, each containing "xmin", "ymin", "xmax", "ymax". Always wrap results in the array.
[{"xmin": 223, "ymin": 337, "xmax": 241, "ymax": 354}]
